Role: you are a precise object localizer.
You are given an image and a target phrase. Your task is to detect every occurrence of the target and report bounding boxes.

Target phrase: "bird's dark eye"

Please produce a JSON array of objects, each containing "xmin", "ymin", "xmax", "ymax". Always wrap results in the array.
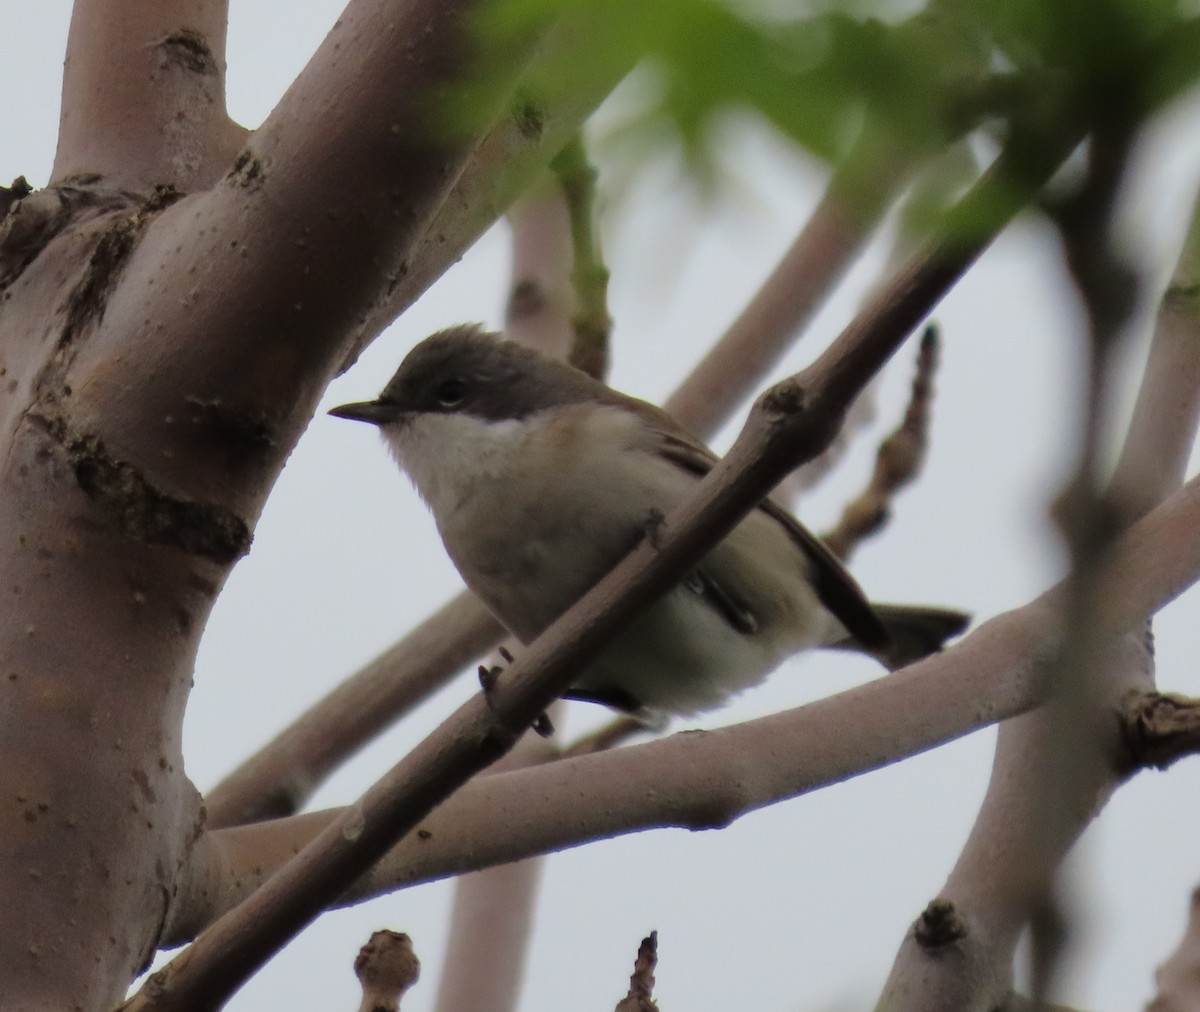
[{"xmin": 435, "ymin": 377, "xmax": 468, "ymax": 408}]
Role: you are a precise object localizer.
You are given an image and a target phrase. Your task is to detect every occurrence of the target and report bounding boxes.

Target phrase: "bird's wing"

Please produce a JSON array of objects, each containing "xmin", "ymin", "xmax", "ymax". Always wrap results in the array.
[{"xmin": 637, "ymin": 412, "xmax": 890, "ymax": 653}]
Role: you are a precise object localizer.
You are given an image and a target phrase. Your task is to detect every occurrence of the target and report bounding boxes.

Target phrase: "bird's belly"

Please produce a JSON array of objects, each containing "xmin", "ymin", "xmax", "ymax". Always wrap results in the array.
[
  {"xmin": 434, "ymin": 422, "xmax": 837, "ymax": 715},
  {"xmin": 573, "ymin": 568, "xmax": 818, "ymax": 716},
  {"xmin": 441, "ymin": 486, "xmax": 638, "ymax": 642}
]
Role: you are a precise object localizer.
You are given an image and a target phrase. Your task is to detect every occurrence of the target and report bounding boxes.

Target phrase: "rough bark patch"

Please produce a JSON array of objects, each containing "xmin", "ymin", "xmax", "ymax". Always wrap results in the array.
[
  {"xmin": 157, "ymin": 30, "xmax": 219, "ymax": 76},
  {"xmin": 33, "ymin": 413, "xmax": 252, "ymax": 564}
]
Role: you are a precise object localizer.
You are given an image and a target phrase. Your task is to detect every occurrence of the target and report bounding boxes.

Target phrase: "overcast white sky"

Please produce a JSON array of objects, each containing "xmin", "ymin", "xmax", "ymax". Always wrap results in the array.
[{"xmin": 5, "ymin": 5, "xmax": 1200, "ymax": 1010}]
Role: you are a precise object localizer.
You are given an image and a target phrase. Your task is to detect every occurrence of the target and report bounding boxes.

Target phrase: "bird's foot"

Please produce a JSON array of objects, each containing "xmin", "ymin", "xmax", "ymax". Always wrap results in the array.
[
  {"xmin": 641, "ymin": 507, "xmax": 668, "ymax": 549},
  {"xmin": 478, "ymin": 646, "xmax": 555, "ymax": 738}
]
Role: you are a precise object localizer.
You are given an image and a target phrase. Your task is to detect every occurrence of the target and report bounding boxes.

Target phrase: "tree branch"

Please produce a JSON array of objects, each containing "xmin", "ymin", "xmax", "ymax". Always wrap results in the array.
[
  {"xmin": 663, "ymin": 129, "xmax": 918, "ymax": 440},
  {"xmin": 67, "ymin": 0, "xmax": 540, "ymax": 546},
  {"xmin": 550, "ymin": 135, "xmax": 611, "ymax": 379},
  {"xmin": 504, "ymin": 178, "xmax": 577, "ymax": 360},
  {"xmin": 132, "ymin": 131, "xmax": 1072, "ymax": 1008},
  {"xmin": 430, "ymin": 729, "xmax": 558, "ymax": 1012},
  {"xmin": 54, "ymin": 0, "xmax": 243, "ymax": 190},
  {"xmin": 1110, "ymin": 189, "xmax": 1200, "ymax": 517},
  {"xmin": 354, "ymin": 930, "xmax": 420, "ymax": 1012},
  {"xmin": 205, "ymin": 592, "xmax": 501, "ymax": 828},
  {"xmin": 168, "ymin": 469, "xmax": 1200, "ymax": 943},
  {"xmin": 1148, "ymin": 887, "xmax": 1200, "ymax": 1012},
  {"xmin": 878, "ymin": 124, "xmax": 1200, "ymax": 1012}
]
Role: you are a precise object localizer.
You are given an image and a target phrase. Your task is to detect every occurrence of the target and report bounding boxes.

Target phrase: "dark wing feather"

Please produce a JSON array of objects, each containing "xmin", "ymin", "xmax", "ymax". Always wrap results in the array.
[
  {"xmin": 684, "ymin": 568, "xmax": 759, "ymax": 635},
  {"xmin": 646, "ymin": 419, "xmax": 890, "ymax": 653}
]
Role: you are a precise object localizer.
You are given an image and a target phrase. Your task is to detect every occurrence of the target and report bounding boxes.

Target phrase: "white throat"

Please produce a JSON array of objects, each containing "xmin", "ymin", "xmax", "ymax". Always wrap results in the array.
[{"xmin": 382, "ymin": 412, "xmax": 532, "ymax": 519}]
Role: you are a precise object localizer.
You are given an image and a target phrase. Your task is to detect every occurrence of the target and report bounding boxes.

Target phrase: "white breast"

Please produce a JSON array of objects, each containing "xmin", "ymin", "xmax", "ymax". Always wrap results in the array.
[{"xmin": 383, "ymin": 406, "xmax": 654, "ymax": 637}]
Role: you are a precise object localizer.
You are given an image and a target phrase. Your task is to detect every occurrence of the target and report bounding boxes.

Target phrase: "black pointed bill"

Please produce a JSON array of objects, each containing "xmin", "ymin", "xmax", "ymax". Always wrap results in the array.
[{"xmin": 328, "ymin": 399, "xmax": 405, "ymax": 425}]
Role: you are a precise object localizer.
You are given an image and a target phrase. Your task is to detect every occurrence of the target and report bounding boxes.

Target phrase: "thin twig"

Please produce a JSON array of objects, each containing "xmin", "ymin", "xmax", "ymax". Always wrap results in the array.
[
  {"xmin": 1119, "ymin": 691, "xmax": 1200, "ymax": 772},
  {"xmin": 355, "ymin": 930, "xmax": 420, "ymax": 1012},
  {"xmin": 822, "ymin": 325, "xmax": 940, "ymax": 561},
  {"xmin": 614, "ymin": 932, "xmax": 659, "ymax": 1012},
  {"xmin": 551, "ymin": 134, "xmax": 611, "ymax": 380}
]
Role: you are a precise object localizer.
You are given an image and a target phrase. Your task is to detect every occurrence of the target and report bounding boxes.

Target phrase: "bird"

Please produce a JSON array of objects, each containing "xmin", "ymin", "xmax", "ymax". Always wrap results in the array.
[{"xmin": 330, "ymin": 324, "xmax": 968, "ymax": 719}]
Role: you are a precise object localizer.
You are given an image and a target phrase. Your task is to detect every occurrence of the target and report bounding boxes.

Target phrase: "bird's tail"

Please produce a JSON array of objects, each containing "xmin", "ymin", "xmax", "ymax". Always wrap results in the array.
[{"xmin": 828, "ymin": 604, "xmax": 970, "ymax": 670}]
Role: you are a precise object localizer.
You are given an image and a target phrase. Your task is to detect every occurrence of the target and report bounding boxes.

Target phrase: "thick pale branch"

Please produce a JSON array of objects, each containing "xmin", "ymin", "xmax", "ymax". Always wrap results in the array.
[
  {"xmin": 877, "ymin": 630, "xmax": 1154, "ymax": 1012},
  {"xmin": 171, "ymin": 605, "xmax": 1052, "ymax": 941},
  {"xmin": 1111, "ymin": 230, "xmax": 1200, "ymax": 517},
  {"xmin": 54, "ymin": 0, "xmax": 242, "ymax": 190},
  {"xmin": 68, "ymin": 0, "xmax": 539, "ymax": 538},
  {"xmin": 345, "ymin": 15, "xmax": 639, "ymax": 369},
  {"xmin": 1119, "ymin": 191, "xmax": 1200, "ymax": 1012}
]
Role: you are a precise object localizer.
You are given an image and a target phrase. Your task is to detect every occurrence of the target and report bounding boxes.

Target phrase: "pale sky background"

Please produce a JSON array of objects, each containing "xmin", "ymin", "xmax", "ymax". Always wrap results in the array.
[{"xmin": 4, "ymin": 4, "xmax": 1200, "ymax": 1010}]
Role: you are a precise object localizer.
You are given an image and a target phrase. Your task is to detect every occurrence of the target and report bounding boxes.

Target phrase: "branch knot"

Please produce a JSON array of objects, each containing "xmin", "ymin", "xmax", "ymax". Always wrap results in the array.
[{"xmin": 914, "ymin": 898, "xmax": 969, "ymax": 949}]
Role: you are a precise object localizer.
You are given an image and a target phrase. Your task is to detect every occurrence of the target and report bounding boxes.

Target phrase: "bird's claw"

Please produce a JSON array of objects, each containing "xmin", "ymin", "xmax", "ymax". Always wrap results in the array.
[
  {"xmin": 478, "ymin": 652, "xmax": 555, "ymax": 739},
  {"xmin": 642, "ymin": 508, "xmax": 668, "ymax": 549},
  {"xmin": 478, "ymin": 662, "xmax": 502, "ymax": 693}
]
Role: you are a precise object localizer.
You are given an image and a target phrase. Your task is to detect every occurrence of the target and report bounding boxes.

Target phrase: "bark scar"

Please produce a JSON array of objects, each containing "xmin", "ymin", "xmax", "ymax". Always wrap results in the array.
[
  {"xmin": 31, "ymin": 411, "xmax": 252, "ymax": 565},
  {"xmin": 156, "ymin": 30, "xmax": 219, "ymax": 76}
]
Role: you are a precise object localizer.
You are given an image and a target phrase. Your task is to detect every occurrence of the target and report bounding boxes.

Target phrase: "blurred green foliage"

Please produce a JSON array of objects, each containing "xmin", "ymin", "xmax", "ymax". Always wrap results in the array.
[{"xmin": 469, "ymin": 0, "xmax": 1200, "ymax": 175}]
